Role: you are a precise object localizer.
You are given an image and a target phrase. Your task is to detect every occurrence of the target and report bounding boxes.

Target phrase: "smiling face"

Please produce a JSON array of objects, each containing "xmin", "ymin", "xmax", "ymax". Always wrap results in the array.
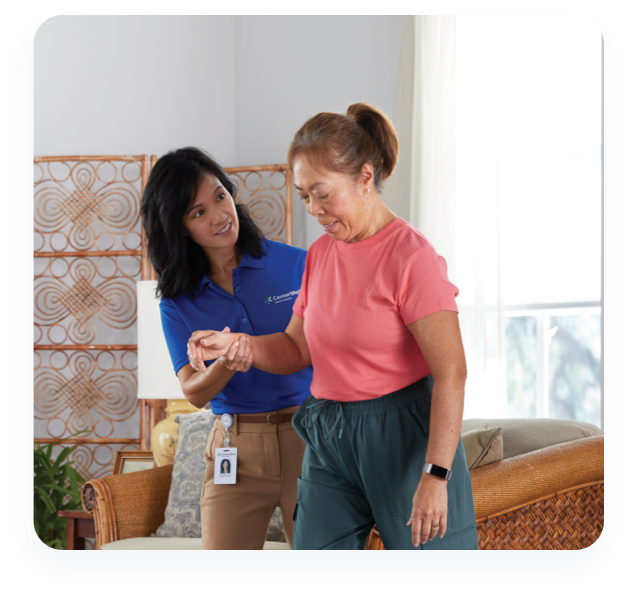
[
  {"xmin": 293, "ymin": 155, "xmax": 375, "ymax": 243},
  {"xmin": 181, "ymin": 172, "xmax": 239, "ymax": 259}
]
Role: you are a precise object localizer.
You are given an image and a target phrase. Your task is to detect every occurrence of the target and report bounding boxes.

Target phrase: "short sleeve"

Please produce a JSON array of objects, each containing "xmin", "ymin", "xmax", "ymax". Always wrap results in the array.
[
  {"xmin": 397, "ymin": 247, "xmax": 459, "ymax": 325},
  {"xmin": 292, "ymin": 267, "xmax": 308, "ymax": 319},
  {"xmin": 159, "ymin": 298, "xmax": 192, "ymax": 375}
]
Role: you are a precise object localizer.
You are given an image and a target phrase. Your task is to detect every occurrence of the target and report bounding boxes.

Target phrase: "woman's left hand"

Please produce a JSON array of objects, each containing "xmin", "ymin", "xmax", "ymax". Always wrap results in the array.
[
  {"xmin": 406, "ymin": 473, "xmax": 448, "ymax": 547},
  {"xmin": 217, "ymin": 335, "xmax": 253, "ymax": 372}
]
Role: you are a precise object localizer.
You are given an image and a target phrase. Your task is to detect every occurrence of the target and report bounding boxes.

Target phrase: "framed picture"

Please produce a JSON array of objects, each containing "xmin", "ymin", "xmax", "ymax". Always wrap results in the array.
[{"xmin": 113, "ymin": 450, "xmax": 156, "ymax": 475}]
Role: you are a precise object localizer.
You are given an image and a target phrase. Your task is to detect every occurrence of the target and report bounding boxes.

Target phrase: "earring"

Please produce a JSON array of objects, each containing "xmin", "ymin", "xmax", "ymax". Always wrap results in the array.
[{"xmin": 366, "ymin": 188, "xmax": 371, "ymax": 193}]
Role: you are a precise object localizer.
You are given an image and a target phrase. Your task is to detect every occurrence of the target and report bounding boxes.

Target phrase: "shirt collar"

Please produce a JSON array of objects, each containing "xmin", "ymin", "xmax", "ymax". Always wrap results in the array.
[{"xmin": 194, "ymin": 244, "xmax": 268, "ymax": 296}]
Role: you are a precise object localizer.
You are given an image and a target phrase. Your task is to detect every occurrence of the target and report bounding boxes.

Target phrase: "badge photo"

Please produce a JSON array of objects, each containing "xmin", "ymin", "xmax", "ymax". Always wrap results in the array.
[{"xmin": 214, "ymin": 447, "xmax": 237, "ymax": 484}]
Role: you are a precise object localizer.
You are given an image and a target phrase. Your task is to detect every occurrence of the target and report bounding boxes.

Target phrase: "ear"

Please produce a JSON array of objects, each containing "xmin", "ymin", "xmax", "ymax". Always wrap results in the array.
[{"xmin": 359, "ymin": 162, "xmax": 375, "ymax": 189}]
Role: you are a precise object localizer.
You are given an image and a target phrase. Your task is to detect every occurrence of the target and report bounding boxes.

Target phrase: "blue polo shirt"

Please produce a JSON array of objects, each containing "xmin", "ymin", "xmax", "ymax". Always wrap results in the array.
[{"xmin": 159, "ymin": 240, "xmax": 312, "ymax": 415}]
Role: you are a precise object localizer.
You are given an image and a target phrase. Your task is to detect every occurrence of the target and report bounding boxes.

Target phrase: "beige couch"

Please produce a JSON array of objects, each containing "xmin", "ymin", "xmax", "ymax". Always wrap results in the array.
[{"xmin": 83, "ymin": 417, "xmax": 603, "ymax": 550}]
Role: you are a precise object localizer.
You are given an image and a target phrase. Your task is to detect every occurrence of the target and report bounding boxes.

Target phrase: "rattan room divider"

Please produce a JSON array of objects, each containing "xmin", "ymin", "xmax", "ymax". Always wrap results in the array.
[{"xmin": 34, "ymin": 155, "xmax": 293, "ymax": 480}]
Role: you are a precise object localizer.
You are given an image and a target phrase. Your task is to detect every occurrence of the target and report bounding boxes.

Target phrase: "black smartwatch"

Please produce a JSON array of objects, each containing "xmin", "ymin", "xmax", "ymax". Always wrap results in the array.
[{"xmin": 422, "ymin": 462, "xmax": 452, "ymax": 481}]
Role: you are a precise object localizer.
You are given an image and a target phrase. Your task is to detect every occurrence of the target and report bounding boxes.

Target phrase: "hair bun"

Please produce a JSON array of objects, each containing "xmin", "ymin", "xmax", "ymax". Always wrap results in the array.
[{"xmin": 346, "ymin": 103, "xmax": 398, "ymax": 181}]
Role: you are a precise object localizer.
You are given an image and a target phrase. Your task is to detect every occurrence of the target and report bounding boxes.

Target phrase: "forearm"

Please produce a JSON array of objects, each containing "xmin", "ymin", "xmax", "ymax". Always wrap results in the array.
[
  {"xmin": 424, "ymin": 373, "xmax": 466, "ymax": 469},
  {"xmin": 179, "ymin": 361, "xmax": 236, "ymax": 409},
  {"xmin": 242, "ymin": 332, "xmax": 309, "ymax": 375}
]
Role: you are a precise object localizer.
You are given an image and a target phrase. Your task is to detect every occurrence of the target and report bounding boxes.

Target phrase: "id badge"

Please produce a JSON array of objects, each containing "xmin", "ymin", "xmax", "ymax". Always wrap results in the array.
[{"xmin": 214, "ymin": 447, "xmax": 237, "ymax": 484}]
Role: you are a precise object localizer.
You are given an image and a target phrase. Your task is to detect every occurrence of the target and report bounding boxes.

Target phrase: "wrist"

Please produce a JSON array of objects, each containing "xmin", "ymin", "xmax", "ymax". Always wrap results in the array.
[{"xmin": 422, "ymin": 462, "xmax": 452, "ymax": 481}]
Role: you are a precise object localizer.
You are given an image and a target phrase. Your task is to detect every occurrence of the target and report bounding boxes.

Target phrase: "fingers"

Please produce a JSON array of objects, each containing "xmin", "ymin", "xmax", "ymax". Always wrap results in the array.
[
  {"xmin": 218, "ymin": 336, "xmax": 252, "ymax": 372},
  {"xmin": 406, "ymin": 511, "xmax": 447, "ymax": 547}
]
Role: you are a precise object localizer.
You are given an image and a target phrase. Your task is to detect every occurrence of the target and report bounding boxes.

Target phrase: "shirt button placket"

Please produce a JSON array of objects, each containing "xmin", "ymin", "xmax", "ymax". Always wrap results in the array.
[{"xmin": 237, "ymin": 302, "xmax": 249, "ymax": 325}]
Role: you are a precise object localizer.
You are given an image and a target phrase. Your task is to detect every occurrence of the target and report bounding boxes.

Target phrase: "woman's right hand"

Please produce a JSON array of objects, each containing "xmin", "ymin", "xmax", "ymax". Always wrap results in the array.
[{"xmin": 187, "ymin": 326, "xmax": 239, "ymax": 371}]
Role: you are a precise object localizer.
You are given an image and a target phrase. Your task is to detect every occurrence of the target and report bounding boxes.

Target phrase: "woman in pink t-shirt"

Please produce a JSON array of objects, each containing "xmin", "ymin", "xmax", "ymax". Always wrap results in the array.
[{"xmin": 188, "ymin": 104, "xmax": 478, "ymax": 550}]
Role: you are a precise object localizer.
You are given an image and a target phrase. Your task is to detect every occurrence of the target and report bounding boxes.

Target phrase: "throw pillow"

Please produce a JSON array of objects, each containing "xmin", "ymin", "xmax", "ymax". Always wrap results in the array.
[
  {"xmin": 461, "ymin": 427, "xmax": 503, "ymax": 469},
  {"xmin": 461, "ymin": 418, "xmax": 602, "ymax": 459},
  {"xmin": 153, "ymin": 409, "xmax": 214, "ymax": 537}
]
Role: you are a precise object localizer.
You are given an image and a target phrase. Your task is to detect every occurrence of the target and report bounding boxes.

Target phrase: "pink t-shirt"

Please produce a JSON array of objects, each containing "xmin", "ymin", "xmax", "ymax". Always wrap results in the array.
[{"xmin": 293, "ymin": 217, "xmax": 459, "ymax": 402}]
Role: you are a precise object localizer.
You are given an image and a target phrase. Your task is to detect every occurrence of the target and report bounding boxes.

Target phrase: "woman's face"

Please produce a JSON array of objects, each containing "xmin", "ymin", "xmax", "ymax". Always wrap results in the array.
[
  {"xmin": 222, "ymin": 461, "xmax": 229, "ymax": 472},
  {"xmin": 293, "ymin": 155, "xmax": 372, "ymax": 243},
  {"xmin": 181, "ymin": 172, "xmax": 239, "ymax": 255}
]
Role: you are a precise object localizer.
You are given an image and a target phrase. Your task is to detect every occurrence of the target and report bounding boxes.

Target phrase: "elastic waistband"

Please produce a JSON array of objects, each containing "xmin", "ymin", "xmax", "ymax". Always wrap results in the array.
[{"xmin": 308, "ymin": 375, "xmax": 433, "ymax": 418}]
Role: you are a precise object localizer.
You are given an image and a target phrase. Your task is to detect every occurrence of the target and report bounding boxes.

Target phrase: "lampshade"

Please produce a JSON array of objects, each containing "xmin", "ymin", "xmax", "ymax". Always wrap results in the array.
[{"xmin": 136, "ymin": 280, "xmax": 184, "ymax": 400}]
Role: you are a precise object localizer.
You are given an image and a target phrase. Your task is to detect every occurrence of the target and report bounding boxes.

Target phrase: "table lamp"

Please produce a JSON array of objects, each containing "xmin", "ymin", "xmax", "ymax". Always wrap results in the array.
[{"xmin": 137, "ymin": 280, "xmax": 202, "ymax": 466}]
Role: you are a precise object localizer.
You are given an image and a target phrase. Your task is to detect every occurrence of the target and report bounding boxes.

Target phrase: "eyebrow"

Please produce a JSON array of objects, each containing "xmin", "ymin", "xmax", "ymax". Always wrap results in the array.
[
  {"xmin": 187, "ymin": 184, "xmax": 222, "ymax": 213},
  {"xmin": 294, "ymin": 182, "xmax": 326, "ymax": 192}
]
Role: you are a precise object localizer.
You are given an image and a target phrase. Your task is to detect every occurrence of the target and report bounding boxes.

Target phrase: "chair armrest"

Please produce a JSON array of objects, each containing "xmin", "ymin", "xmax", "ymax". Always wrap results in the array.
[
  {"xmin": 82, "ymin": 464, "xmax": 173, "ymax": 549},
  {"xmin": 471, "ymin": 435, "xmax": 603, "ymax": 521}
]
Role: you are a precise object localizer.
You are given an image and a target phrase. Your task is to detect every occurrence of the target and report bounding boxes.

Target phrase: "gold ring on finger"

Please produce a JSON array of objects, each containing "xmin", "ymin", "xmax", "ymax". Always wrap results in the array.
[{"xmin": 431, "ymin": 523, "xmax": 440, "ymax": 529}]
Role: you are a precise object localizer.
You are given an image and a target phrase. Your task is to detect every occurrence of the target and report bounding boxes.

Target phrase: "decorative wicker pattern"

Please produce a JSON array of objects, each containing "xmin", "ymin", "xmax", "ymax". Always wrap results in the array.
[
  {"xmin": 34, "ymin": 157, "xmax": 293, "ymax": 481},
  {"xmin": 365, "ymin": 483, "xmax": 603, "ymax": 550},
  {"xmin": 84, "ymin": 464, "xmax": 174, "ymax": 548},
  {"xmin": 225, "ymin": 165, "xmax": 293, "ymax": 246},
  {"xmin": 34, "ymin": 158, "xmax": 143, "ymax": 254},
  {"xmin": 477, "ymin": 483, "xmax": 603, "ymax": 550},
  {"xmin": 34, "ymin": 156, "xmax": 148, "ymax": 480},
  {"xmin": 35, "ymin": 256, "xmax": 140, "ymax": 346},
  {"xmin": 365, "ymin": 438, "xmax": 604, "ymax": 551}
]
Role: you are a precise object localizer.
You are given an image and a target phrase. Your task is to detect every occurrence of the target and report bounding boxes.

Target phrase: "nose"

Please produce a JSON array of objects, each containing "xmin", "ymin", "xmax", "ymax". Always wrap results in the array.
[
  {"xmin": 208, "ymin": 204, "xmax": 227, "ymax": 224},
  {"xmin": 305, "ymin": 197, "xmax": 325, "ymax": 218}
]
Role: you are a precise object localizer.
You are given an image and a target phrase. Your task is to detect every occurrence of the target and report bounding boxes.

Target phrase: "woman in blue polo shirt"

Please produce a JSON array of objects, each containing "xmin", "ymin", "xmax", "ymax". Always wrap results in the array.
[{"xmin": 141, "ymin": 147, "xmax": 312, "ymax": 549}]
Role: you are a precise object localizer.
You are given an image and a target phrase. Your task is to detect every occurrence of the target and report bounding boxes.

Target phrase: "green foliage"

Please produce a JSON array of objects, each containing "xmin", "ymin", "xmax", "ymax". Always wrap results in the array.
[{"xmin": 33, "ymin": 431, "xmax": 88, "ymax": 549}]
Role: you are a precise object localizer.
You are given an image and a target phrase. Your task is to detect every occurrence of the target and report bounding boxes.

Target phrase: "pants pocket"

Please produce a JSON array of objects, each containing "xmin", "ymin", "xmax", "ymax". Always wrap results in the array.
[{"xmin": 204, "ymin": 425, "xmax": 218, "ymax": 463}]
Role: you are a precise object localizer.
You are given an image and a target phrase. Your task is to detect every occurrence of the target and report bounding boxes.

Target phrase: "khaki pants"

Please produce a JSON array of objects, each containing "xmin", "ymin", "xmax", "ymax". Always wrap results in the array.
[{"xmin": 200, "ymin": 405, "xmax": 305, "ymax": 549}]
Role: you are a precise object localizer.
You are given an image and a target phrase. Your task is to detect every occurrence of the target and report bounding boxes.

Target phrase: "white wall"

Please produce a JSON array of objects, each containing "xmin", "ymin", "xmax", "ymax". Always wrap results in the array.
[
  {"xmin": 34, "ymin": 16, "xmax": 238, "ymax": 165},
  {"xmin": 236, "ymin": 16, "xmax": 402, "ymax": 248},
  {"xmin": 34, "ymin": 15, "xmax": 402, "ymax": 249}
]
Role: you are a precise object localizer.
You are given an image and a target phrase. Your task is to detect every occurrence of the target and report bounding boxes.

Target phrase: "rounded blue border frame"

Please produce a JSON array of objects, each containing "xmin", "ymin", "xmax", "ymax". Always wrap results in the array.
[{"xmin": 7, "ymin": 9, "xmax": 623, "ymax": 586}]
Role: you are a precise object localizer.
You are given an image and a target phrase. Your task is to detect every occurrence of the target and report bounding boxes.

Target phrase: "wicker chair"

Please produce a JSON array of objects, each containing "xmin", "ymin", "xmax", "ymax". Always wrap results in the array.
[
  {"xmin": 366, "ymin": 435, "xmax": 604, "ymax": 550},
  {"xmin": 82, "ymin": 464, "xmax": 174, "ymax": 549},
  {"xmin": 84, "ymin": 435, "xmax": 603, "ymax": 550}
]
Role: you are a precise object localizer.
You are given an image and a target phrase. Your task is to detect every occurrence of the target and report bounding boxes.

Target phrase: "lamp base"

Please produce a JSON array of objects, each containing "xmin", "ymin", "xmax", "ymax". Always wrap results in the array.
[{"xmin": 150, "ymin": 399, "xmax": 203, "ymax": 466}]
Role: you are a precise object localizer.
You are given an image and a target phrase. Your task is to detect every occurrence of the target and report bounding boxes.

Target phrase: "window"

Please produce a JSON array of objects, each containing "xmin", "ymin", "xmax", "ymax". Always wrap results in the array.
[{"xmin": 455, "ymin": 15, "xmax": 602, "ymax": 426}]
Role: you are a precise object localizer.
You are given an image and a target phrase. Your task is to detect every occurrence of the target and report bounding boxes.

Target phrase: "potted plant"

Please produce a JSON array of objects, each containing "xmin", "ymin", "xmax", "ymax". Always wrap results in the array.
[{"xmin": 34, "ymin": 432, "xmax": 87, "ymax": 549}]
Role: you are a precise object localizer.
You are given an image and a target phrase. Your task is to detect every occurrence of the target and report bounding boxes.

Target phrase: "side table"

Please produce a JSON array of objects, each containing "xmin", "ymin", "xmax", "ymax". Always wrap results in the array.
[{"xmin": 57, "ymin": 510, "xmax": 96, "ymax": 550}]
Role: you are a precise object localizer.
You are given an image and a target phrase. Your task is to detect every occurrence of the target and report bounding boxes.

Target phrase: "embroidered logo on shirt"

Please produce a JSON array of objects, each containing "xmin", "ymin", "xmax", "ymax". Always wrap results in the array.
[{"xmin": 264, "ymin": 290, "xmax": 300, "ymax": 304}]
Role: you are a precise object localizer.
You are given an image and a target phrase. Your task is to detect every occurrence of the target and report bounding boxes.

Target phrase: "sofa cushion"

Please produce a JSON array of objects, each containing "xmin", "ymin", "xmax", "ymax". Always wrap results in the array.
[
  {"xmin": 153, "ymin": 409, "xmax": 286, "ymax": 542},
  {"xmin": 461, "ymin": 426, "xmax": 503, "ymax": 469},
  {"xmin": 102, "ymin": 538, "xmax": 290, "ymax": 550},
  {"xmin": 461, "ymin": 418, "xmax": 602, "ymax": 459}
]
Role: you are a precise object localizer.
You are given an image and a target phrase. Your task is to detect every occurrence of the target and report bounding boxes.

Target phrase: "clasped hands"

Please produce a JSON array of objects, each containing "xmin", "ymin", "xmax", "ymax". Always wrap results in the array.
[{"xmin": 187, "ymin": 328, "xmax": 251, "ymax": 373}]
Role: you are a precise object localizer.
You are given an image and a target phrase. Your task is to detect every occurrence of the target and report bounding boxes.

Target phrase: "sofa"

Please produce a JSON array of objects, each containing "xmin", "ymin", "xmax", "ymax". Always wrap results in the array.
[{"xmin": 82, "ymin": 412, "xmax": 603, "ymax": 550}]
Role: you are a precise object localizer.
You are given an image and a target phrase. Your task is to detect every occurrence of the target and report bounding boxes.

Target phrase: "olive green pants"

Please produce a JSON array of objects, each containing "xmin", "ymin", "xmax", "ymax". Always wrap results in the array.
[{"xmin": 291, "ymin": 376, "xmax": 478, "ymax": 550}]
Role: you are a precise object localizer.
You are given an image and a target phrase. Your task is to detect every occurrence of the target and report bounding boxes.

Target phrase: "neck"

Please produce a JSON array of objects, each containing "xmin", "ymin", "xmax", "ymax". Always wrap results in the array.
[
  {"xmin": 349, "ymin": 196, "xmax": 397, "ymax": 243},
  {"xmin": 205, "ymin": 245, "xmax": 240, "ymax": 277}
]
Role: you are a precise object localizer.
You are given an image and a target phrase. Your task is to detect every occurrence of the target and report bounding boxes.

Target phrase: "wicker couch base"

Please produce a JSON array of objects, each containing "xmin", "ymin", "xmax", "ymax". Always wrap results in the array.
[
  {"xmin": 365, "ymin": 482, "xmax": 604, "ymax": 550},
  {"xmin": 477, "ymin": 483, "xmax": 603, "ymax": 550}
]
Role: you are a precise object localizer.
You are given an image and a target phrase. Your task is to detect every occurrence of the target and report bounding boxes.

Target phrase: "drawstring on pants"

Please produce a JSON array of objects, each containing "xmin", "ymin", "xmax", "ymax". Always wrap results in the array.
[{"xmin": 301, "ymin": 399, "xmax": 345, "ymax": 439}]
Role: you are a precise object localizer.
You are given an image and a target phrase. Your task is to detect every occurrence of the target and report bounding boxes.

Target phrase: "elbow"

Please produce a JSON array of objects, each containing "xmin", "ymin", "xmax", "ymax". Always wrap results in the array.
[
  {"xmin": 433, "ymin": 363, "xmax": 467, "ymax": 388},
  {"xmin": 180, "ymin": 381, "xmax": 209, "ymax": 410}
]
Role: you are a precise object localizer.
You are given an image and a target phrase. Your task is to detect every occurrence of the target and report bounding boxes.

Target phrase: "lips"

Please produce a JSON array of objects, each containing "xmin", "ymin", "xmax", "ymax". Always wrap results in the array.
[
  {"xmin": 215, "ymin": 221, "xmax": 232, "ymax": 235},
  {"xmin": 322, "ymin": 221, "xmax": 337, "ymax": 232}
]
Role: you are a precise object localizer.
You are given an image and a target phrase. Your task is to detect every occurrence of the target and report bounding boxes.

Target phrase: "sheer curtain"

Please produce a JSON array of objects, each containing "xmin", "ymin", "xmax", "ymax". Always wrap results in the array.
[
  {"xmin": 405, "ymin": 14, "xmax": 603, "ymax": 420},
  {"xmin": 407, "ymin": 15, "xmax": 507, "ymax": 418}
]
